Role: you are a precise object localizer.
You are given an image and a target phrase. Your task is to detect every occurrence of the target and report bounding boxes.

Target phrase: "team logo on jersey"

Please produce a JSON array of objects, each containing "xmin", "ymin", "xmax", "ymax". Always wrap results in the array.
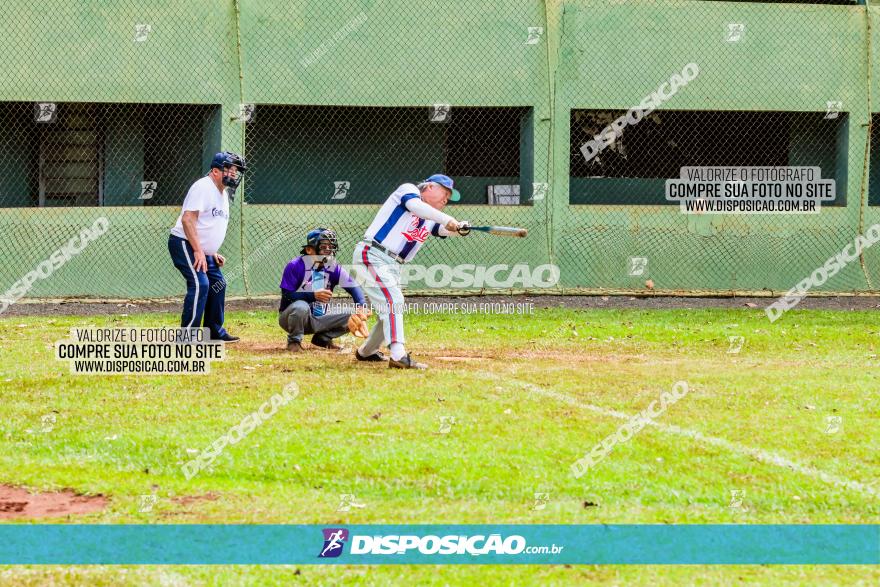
[
  {"xmin": 319, "ymin": 528, "xmax": 349, "ymax": 558},
  {"xmin": 402, "ymin": 217, "xmax": 429, "ymax": 243},
  {"xmin": 211, "ymin": 207, "xmax": 229, "ymax": 219}
]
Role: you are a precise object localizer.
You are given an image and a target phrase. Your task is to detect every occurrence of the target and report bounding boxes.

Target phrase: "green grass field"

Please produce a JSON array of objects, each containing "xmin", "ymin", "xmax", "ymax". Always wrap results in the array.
[{"xmin": 0, "ymin": 304, "xmax": 878, "ymax": 585}]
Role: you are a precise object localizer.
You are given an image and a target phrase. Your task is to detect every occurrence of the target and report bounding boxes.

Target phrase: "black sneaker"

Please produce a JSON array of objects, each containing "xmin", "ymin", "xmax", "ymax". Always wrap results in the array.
[
  {"xmin": 311, "ymin": 338, "xmax": 342, "ymax": 350},
  {"xmin": 216, "ymin": 334, "xmax": 240, "ymax": 343},
  {"xmin": 356, "ymin": 349, "xmax": 388, "ymax": 362},
  {"xmin": 287, "ymin": 340, "xmax": 304, "ymax": 353},
  {"xmin": 389, "ymin": 353, "xmax": 427, "ymax": 370}
]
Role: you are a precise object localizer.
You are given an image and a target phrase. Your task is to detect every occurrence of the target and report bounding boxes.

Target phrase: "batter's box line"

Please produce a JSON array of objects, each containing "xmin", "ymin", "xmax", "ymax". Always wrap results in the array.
[{"xmin": 498, "ymin": 377, "xmax": 878, "ymax": 501}]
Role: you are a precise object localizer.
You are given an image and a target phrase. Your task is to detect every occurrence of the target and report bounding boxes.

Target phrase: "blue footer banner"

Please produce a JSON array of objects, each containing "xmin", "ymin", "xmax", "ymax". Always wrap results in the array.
[{"xmin": 0, "ymin": 525, "xmax": 876, "ymax": 565}]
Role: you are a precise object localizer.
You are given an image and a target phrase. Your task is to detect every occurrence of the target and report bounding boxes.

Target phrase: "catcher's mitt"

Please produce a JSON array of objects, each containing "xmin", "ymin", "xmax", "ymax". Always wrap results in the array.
[{"xmin": 347, "ymin": 308, "xmax": 371, "ymax": 338}]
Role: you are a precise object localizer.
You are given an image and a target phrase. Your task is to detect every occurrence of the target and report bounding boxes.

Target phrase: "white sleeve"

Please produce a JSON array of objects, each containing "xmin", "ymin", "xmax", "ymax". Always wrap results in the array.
[
  {"xmin": 436, "ymin": 224, "xmax": 462, "ymax": 237},
  {"xmin": 181, "ymin": 182, "xmax": 207, "ymax": 212},
  {"xmin": 404, "ymin": 197, "xmax": 454, "ymax": 226}
]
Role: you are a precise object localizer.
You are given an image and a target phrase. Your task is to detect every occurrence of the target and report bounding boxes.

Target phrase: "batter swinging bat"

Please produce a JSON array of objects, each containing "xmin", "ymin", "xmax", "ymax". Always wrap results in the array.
[{"xmin": 457, "ymin": 225, "xmax": 528, "ymax": 238}]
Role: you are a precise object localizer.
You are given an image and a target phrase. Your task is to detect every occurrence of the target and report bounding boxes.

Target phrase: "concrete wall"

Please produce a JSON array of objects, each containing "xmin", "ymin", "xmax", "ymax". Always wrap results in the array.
[{"xmin": 0, "ymin": 0, "xmax": 878, "ymax": 298}]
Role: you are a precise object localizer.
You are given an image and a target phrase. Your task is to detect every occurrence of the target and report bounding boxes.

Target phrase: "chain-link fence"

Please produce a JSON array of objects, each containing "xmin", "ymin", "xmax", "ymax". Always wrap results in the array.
[
  {"xmin": 0, "ymin": 0, "xmax": 878, "ymax": 301},
  {"xmin": 558, "ymin": 0, "xmax": 872, "ymax": 294}
]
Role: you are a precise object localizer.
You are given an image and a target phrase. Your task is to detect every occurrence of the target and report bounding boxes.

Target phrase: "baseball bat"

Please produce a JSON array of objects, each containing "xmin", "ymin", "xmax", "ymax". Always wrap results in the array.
[{"xmin": 459, "ymin": 225, "xmax": 528, "ymax": 238}]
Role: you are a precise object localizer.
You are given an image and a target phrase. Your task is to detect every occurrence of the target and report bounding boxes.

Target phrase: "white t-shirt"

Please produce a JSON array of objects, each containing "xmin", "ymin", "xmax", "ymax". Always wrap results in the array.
[
  {"xmin": 363, "ymin": 183, "xmax": 453, "ymax": 262},
  {"xmin": 170, "ymin": 176, "xmax": 230, "ymax": 255}
]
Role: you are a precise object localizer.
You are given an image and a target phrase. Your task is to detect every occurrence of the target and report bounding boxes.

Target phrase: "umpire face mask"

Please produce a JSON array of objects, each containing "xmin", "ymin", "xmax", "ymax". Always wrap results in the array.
[{"xmin": 221, "ymin": 166, "xmax": 242, "ymax": 192}]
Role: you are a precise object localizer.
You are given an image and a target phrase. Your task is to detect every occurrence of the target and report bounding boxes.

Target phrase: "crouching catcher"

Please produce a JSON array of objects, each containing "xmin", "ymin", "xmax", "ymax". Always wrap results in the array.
[{"xmin": 278, "ymin": 227, "xmax": 372, "ymax": 352}]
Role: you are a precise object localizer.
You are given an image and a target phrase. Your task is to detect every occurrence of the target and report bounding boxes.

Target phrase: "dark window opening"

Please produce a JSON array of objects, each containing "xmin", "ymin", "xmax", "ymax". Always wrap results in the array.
[
  {"xmin": 570, "ymin": 109, "xmax": 848, "ymax": 205},
  {"xmin": 868, "ymin": 113, "xmax": 880, "ymax": 206},
  {"xmin": 245, "ymin": 105, "xmax": 533, "ymax": 205},
  {"xmin": 38, "ymin": 103, "xmax": 100, "ymax": 207},
  {"xmin": 446, "ymin": 107, "xmax": 523, "ymax": 177},
  {"xmin": 0, "ymin": 102, "xmax": 220, "ymax": 208}
]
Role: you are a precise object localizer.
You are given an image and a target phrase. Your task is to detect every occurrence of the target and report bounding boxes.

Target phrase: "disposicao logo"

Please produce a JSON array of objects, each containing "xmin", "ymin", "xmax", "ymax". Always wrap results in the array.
[
  {"xmin": 319, "ymin": 528, "xmax": 349, "ymax": 558},
  {"xmin": 317, "ymin": 529, "xmax": 562, "ymax": 558},
  {"xmin": 350, "ymin": 534, "xmax": 527, "ymax": 556}
]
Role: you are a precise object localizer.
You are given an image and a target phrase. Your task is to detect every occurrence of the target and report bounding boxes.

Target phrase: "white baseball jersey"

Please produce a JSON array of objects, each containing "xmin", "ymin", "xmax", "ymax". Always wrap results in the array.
[
  {"xmin": 170, "ymin": 176, "xmax": 230, "ymax": 255},
  {"xmin": 364, "ymin": 183, "xmax": 448, "ymax": 262}
]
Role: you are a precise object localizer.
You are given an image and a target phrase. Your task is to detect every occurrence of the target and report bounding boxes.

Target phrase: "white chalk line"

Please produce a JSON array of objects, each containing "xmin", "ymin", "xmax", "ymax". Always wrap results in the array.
[{"xmin": 506, "ymin": 378, "xmax": 878, "ymax": 500}]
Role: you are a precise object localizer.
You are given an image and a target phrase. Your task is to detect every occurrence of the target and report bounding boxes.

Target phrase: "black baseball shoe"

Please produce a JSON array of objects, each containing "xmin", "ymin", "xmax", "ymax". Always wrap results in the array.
[
  {"xmin": 311, "ymin": 338, "xmax": 342, "ymax": 350},
  {"xmin": 287, "ymin": 340, "xmax": 304, "ymax": 353},
  {"xmin": 356, "ymin": 349, "xmax": 389, "ymax": 362},
  {"xmin": 389, "ymin": 353, "xmax": 427, "ymax": 370},
  {"xmin": 215, "ymin": 334, "xmax": 240, "ymax": 343}
]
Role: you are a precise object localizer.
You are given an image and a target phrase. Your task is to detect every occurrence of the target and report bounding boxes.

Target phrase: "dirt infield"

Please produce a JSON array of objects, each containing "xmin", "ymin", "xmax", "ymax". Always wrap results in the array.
[
  {"xmin": 2, "ymin": 294, "xmax": 879, "ymax": 317},
  {"xmin": 0, "ymin": 485, "xmax": 107, "ymax": 519}
]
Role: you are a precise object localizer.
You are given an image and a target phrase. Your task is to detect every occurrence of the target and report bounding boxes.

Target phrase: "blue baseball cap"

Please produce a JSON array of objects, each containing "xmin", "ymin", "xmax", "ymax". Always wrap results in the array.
[{"xmin": 423, "ymin": 174, "xmax": 460, "ymax": 202}]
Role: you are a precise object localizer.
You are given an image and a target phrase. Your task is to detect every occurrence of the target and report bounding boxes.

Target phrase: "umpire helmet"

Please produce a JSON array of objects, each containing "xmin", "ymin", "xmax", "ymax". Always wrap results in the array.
[
  {"xmin": 302, "ymin": 227, "xmax": 338, "ymax": 256},
  {"xmin": 210, "ymin": 151, "xmax": 248, "ymax": 191}
]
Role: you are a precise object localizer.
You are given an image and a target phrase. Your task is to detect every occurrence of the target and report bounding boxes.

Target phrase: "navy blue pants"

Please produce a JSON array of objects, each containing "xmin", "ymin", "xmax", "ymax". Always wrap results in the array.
[{"xmin": 168, "ymin": 235, "xmax": 228, "ymax": 339}]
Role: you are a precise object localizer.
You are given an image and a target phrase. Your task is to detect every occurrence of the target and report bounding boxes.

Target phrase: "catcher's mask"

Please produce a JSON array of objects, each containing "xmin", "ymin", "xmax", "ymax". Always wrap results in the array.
[
  {"xmin": 302, "ymin": 227, "xmax": 339, "ymax": 268},
  {"xmin": 210, "ymin": 151, "xmax": 248, "ymax": 195}
]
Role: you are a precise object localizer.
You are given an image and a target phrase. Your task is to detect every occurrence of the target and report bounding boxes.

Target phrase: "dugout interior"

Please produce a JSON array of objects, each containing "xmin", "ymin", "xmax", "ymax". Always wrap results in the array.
[
  {"xmin": 569, "ymin": 110, "xmax": 849, "ymax": 206},
  {"xmin": 0, "ymin": 102, "xmax": 221, "ymax": 207},
  {"xmin": 243, "ymin": 105, "xmax": 534, "ymax": 206}
]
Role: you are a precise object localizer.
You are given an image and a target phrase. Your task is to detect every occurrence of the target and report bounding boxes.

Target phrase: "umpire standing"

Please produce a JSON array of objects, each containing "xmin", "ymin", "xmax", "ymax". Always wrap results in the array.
[{"xmin": 168, "ymin": 151, "xmax": 247, "ymax": 342}]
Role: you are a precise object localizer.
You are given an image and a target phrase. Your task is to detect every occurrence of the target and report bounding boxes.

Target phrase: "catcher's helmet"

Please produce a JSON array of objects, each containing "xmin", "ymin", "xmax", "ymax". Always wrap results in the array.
[
  {"xmin": 210, "ymin": 151, "xmax": 248, "ymax": 191},
  {"xmin": 302, "ymin": 227, "xmax": 338, "ymax": 256}
]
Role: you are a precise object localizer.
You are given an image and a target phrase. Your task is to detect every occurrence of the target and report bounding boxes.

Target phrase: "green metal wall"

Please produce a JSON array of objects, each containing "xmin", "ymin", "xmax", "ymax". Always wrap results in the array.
[
  {"xmin": 555, "ymin": 0, "xmax": 872, "ymax": 292},
  {"xmin": 0, "ymin": 0, "xmax": 879, "ymax": 299}
]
